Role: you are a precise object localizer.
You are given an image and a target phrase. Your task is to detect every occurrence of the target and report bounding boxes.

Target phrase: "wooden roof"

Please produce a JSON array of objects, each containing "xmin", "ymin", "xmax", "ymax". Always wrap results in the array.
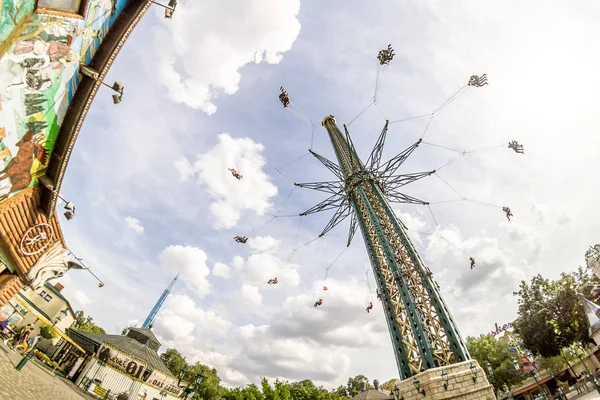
[
  {"xmin": 0, "ymin": 186, "xmax": 66, "ymax": 277},
  {"xmin": 39, "ymin": 0, "xmax": 152, "ymax": 217}
]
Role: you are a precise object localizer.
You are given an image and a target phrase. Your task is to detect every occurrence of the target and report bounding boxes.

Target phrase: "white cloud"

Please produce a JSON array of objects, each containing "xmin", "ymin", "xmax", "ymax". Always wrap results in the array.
[
  {"xmin": 126, "ymin": 319, "xmax": 140, "ymax": 328},
  {"xmin": 154, "ymin": 293, "xmax": 231, "ymax": 345},
  {"xmin": 230, "ymin": 278, "xmax": 385, "ymax": 383},
  {"xmin": 124, "ymin": 216, "xmax": 145, "ymax": 234},
  {"xmin": 248, "ymin": 236, "xmax": 280, "ymax": 253},
  {"xmin": 73, "ymin": 290, "xmax": 91, "ymax": 309},
  {"xmin": 212, "ymin": 262, "xmax": 232, "ymax": 279},
  {"xmin": 159, "ymin": 245, "xmax": 212, "ymax": 297},
  {"xmin": 175, "ymin": 134, "xmax": 278, "ymax": 229},
  {"xmin": 152, "ymin": 0, "xmax": 301, "ymax": 114},
  {"xmin": 240, "ymin": 284, "xmax": 262, "ymax": 306},
  {"xmin": 244, "ymin": 252, "xmax": 300, "ymax": 287},
  {"xmin": 232, "ymin": 256, "xmax": 245, "ymax": 272}
]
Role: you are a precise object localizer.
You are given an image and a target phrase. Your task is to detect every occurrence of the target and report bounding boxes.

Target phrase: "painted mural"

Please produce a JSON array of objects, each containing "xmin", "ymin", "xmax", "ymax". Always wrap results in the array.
[
  {"xmin": 0, "ymin": 0, "xmax": 130, "ymax": 202},
  {"xmin": 0, "ymin": 0, "xmax": 36, "ymax": 51}
]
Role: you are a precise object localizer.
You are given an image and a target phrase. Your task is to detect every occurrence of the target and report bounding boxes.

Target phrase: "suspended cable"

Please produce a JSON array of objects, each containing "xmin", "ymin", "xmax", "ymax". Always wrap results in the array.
[
  {"xmin": 274, "ymin": 167, "xmax": 296, "ymax": 185},
  {"xmin": 432, "ymin": 84, "xmax": 468, "ymax": 115},
  {"xmin": 324, "ymin": 246, "xmax": 348, "ymax": 280},
  {"xmin": 422, "ymin": 141, "xmax": 465, "ymax": 154},
  {"xmin": 347, "ymin": 101, "xmax": 375, "ymax": 127},
  {"xmin": 273, "ymin": 152, "xmax": 311, "ymax": 170},
  {"xmin": 435, "ymin": 155, "xmax": 462, "ymax": 171},
  {"xmin": 389, "ymin": 112, "xmax": 433, "ymax": 125},
  {"xmin": 245, "ymin": 186, "xmax": 297, "ymax": 237},
  {"xmin": 433, "ymin": 173, "xmax": 465, "ymax": 199},
  {"xmin": 465, "ymin": 199, "xmax": 503, "ymax": 209},
  {"xmin": 375, "ymin": 103, "xmax": 387, "ymax": 121},
  {"xmin": 419, "ymin": 115, "xmax": 435, "ymax": 140}
]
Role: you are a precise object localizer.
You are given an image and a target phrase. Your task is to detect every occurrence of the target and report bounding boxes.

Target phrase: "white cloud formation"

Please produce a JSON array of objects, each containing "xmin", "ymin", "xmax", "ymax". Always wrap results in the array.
[
  {"xmin": 212, "ymin": 262, "xmax": 232, "ymax": 279},
  {"xmin": 73, "ymin": 290, "xmax": 91, "ymax": 308},
  {"xmin": 240, "ymin": 284, "xmax": 262, "ymax": 306},
  {"xmin": 248, "ymin": 236, "xmax": 280, "ymax": 253},
  {"xmin": 230, "ymin": 278, "xmax": 386, "ymax": 383},
  {"xmin": 232, "ymin": 256, "xmax": 245, "ymax": 272},
  {"xmin": 244, "ymin": 251, "xmax": 300, "ymax": 287},
  {"xmin": 159, "ymin": 245, "xmax": 212, "ymax": 297},
  {"xmin": 124, "ymin": 216, "xmax": 145, "ymax": 234},
  {"xmin": 154, "ymin": 293, "xmax": 231, "ymax": 346},
  {"xmin": 174, "ymin": 134, "xmax": 278, "ymax": 229},
  {"xmin": 152, "ymin": 0, "xmax": 301, "ymax": 114}
]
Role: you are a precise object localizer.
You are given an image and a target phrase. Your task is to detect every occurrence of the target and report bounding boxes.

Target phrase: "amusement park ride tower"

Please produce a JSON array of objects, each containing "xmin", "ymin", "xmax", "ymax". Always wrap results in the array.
[
  {"xmin": 288, "ymin": 48, "xmax": 497, "ymax": 399},
  {"xmin": 322, "ymin": 115, "xmax": 469, "ymax": 378}
]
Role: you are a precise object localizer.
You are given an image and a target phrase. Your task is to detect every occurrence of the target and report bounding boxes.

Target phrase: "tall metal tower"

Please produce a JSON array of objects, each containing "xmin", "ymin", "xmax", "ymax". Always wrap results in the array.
[
  {"xmin": 142, "ymin": 274, "xmax": 179, "ymax": 329},
  {"xmin": 296, "ymin": 116, "xmax": 470, "ymax": 379}
]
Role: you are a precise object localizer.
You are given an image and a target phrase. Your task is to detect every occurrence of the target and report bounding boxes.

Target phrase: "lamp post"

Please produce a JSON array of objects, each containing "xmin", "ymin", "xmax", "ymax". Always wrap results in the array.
[
  {"xmin": 56, "ymin": 193, "xmax": 76, "ymax": 220},
  {"xmin": 389, "ymin": 386, "xmax": 402, "ymax": 400},
  {"xmin": 178, "ymin": 365, "xmax": 205, "ymax": 400},
  {"xmin": 567, "ymin": 344, "xmax": 600, "ymax": 394},
  {"xmin": 151, "ymin": 0, "xmax": 177, "ymax": 18},
  {"xmin": 522, "ymin": 352, "xmax": 547, "ymax": 400}
]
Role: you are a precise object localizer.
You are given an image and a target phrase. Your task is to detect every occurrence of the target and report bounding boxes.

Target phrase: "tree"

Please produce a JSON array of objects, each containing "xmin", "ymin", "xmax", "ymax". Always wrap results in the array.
[
  {"xmin": 159, "ymin": 349, "xmax": 186, "ymax": 377},
  {"xmin": 380, "ymin": 379, "xmax": 398, "ymax": 391},
  {"xmin": 190, "ymin": 364, "xmax": 221, "ymax": 400},
  {"xmin": 513, "ymin": 267, "xmax": 599, "ymax": 358},
  {"xmin": 72, "ymin": 311, "xmax": 105, "ymax": 334},
  {"xmin": 466, "ymin": 335, "xmax": 526, "ymax": 394},
  {"xmin": 346, "ymin": 375, "xmax": 371, "ymax": 397},
  {"xmin": 40, "ymin": 324, "xmax": 56, "ymax": 339}
]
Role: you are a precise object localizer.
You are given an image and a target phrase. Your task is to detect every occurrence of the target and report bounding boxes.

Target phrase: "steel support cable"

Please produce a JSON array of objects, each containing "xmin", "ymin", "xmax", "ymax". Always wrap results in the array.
[
  {"xmin": 433, "ymin": 173, "xmax": 465, "ymax": 199},
  {"xmin": 365, "ymin": 270, "xmax": 373, "ymax": 302},
  {"xmin": 407, "ymin": 228, "xmax": 469, "ymax": 257},
  {"xmin": 420, "ymin": 206, "xmax": 470, "ymax": 257},
  {"xmin": 389, "ymin": 113, "xmax": 433, "ymax": 125},
  {"xmin": 420, "ymin": 114, "xmax": 435, "ymax": 140},
  {"xmin": 435, "ymin": 155, "xmax": 462, "ymax": 172},
  {"xmin": 272, "ymin": 152, "xmax": 311, "ymax": 171},
  {"xmin": 375, "ymin": 102, "xmax": 387, "ymax": 121},
  {"xmin": 324, "ymin": 245, "xmax": 348, "ymax": 280},
  {"xmin": 245, "ymin": 186, "xmax": 297, "ymax": 237},
  {"xmin": 422, "ymin": 142, "xmax": 506, "ymax": 155},
  {"xmin": 432, "ymin": 84, "xmax": 468, "ymax": 115},
  {"xmin": 347, "ymin": 100, "xmax": 375, "ymax": 127}
]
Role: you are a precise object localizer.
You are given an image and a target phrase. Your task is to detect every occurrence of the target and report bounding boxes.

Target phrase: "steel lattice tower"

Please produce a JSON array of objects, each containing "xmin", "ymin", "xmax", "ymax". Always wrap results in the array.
[
  {"xmin": 296, "ymin": 116, "xmax": 470, "ymax": 379},
  {"xmin": 142, "ymin": 274, "xmax": 179, "ymax": 329}
]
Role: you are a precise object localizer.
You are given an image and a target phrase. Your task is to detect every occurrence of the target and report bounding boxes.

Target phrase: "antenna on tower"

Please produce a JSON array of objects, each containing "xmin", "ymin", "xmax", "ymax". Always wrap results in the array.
[{"xmin": 141, "ymin": 274, "xmax": 179, "ymax": 329}]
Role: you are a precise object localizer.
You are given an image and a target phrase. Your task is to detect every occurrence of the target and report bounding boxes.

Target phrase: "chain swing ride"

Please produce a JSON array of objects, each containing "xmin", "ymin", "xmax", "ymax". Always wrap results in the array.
[{"xmin": 226, "ymin": 44, "xmax": 525, "ymax": 378}]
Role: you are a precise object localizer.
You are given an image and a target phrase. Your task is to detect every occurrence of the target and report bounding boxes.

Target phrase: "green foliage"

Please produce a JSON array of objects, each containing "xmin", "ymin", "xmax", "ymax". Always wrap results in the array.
[
  {"xmin": 159, "ymin": 348, "xmax": 187, "ymax": 377},
  {"xmin": 466, "ymin": 335, "xmax": 526, "ymax": 393},
  {"xmin": 39, "ymin": 324, "xmax": 56, "ymax": 339},
  {"xmin": 512, "ymin": 266, "xmax": 600, "ymax": 357},
  {"xmin": 72, "ymin": 311, "xmax": 106, "ymax": 334},
  {"xmin": 346, "ymin": 375, "xmax": 371, "ymax": 397}
]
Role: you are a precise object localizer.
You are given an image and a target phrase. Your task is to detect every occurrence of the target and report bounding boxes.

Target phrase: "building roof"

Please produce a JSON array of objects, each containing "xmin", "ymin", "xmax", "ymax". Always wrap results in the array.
[
  {"xmin": 350, "ymin": 389, "xmax": 391, "ymax": 400},
  {"xmin": 577, "ymin": 293, "xmax": 600, "ymax": 336},
  {"xmin": 128, "ymin": 327, "xmax": 161, "ymax": 346},
  {"xmin": 67, "ymin": 329, "xmax": 172, "ymax": 375}
]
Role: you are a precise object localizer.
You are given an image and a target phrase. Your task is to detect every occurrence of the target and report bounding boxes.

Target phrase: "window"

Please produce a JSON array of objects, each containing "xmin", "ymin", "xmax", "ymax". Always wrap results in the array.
[
  {"xmin": 36, "ymin": 0, "xmax": 89, "ymax": 18},
  {"xmin": 39, "ymin": 291, "xmax": 52, "ymax": 302}
]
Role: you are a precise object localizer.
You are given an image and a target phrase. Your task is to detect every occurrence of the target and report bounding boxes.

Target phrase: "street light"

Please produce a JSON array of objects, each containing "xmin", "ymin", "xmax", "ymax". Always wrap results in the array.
[
  {"xmin": 567, "ymin": 344, "xmax": 600, "ymax": 395},
  {"xmin": 56, "ymin": 193, "xmax": 75, "ymax": 220},
  {"xmin": 78, "ymin": 66, "xmax": 124, "ymax": 104},
  {"xmin": 151, "ymin": 0, "xmax": 177, "ymax": 18},
  {"xmin": 523, "ymin": 351, "xmax": 548, "ymax": 400},
  {"xmin": 67, "ymin": 251, "xmax": 106, "ymax": 288},
  {"xmin": 178, "ymin": 366, "xmax": 205, "ymax": 400}
]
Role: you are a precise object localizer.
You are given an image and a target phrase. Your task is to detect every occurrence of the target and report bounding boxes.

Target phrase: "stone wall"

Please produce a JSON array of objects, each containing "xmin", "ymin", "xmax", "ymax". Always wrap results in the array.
[{"xmin": 393, "ymin": 360, "xmax": 496, "ymax": 400}]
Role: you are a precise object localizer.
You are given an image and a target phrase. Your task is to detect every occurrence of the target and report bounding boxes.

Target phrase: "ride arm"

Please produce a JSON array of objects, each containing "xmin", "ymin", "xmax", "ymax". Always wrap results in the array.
[
  {"xmin": 385, "ymin": 189, "xmax": 429, "ymax": 205},
  {"xmin": 294, "ymin": 180, "xmax": 344, "ymax": 195},
  {"xmin": 347, "ymin": 210, "xmax": 358, "ymax": 247},
  {"xmin": 308, "ymin": 149, "xmax": 344, "ymax": 180},
  {"xmin": 384, "ymin": 170, "xmax": 435, "ymax": 190},
  {"xmin": 366, "ymin": 120, "xmax": 390, "ymax": 172},
  {"xmin": 299, "ymin": 193, "xmax": 345, "ymax": 216},
  {"xmin": 378, "ymin": 139, "xmax": 423, "ymax": 179},
  {"xmin": 320, "ymin": 204, "xmax": 352, "ymax": 237}
]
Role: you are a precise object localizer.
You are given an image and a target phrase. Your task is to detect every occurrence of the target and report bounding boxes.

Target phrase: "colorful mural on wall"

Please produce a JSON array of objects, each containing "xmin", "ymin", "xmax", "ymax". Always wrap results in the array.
[
  {"xmin": 0, "ymin": 0, "xmax": 130, "ymax": 202},
  {"xmin": 0, "ymin": 0, "xmax": 36, "ymax": 50}
]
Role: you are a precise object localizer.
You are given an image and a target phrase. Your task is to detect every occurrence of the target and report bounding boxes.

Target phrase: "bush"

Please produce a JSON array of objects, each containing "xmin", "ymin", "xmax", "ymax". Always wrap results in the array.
[{"xmin": 40, "ymin": 325, "xmax": 57, "ymax": 339}]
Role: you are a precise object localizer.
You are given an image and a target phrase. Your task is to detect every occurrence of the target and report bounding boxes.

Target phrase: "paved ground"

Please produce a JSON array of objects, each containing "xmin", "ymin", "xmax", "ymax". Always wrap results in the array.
[
  {"xmin": 0, "ymin": 342, "xmax": 87, "ymax": 400},
  {"xmin": 568, "ymin": 391, "xmax": 600, "ymax": 400}
]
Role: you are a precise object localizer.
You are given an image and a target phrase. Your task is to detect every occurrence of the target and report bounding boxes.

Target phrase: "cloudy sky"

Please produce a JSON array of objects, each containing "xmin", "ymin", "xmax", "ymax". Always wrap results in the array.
[{"xmin": 56, "ymin": 0, "xmax": 600, "ymax": 389}]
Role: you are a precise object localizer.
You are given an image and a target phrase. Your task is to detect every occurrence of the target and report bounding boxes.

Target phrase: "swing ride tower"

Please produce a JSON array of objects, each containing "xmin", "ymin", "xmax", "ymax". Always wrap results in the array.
[{"xmin": 319, "ymin": 116, "xmax": 469, "ymax": 378}]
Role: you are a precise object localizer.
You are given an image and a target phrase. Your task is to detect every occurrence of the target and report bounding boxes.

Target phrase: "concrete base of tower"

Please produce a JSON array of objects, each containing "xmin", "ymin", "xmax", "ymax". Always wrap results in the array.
[{"xmin": 392, "ymin": 360, "xmax": 496, "ymax": 400}]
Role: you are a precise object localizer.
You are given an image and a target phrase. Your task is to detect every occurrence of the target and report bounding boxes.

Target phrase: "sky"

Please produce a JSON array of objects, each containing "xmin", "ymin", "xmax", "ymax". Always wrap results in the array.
[{"xmin": 54, "ymin": 0, "xmax": 600, "ymax": 389}]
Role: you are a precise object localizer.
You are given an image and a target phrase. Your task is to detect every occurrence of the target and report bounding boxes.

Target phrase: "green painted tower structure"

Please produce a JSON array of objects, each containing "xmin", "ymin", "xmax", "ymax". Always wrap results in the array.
[{"xmin": 296, "ymin": 116, "xmax": 470, "ymax": 379}]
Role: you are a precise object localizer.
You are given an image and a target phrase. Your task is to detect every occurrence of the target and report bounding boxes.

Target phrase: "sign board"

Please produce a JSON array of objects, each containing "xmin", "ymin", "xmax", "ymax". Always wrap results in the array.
[
  {"xmin": 97, "ymin": 343, "xmax": 148, "ymax": 380},
  {"xmin": 92, "ymin": 385, "xmax": 108, "ymax": 397},
  {"xmin": 146, "ymin": 369, "xmax": 185, "ymax": 397},
  {"xmin": 490, "ymin": 322, "xmax": 513, "ymax": 336}
]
